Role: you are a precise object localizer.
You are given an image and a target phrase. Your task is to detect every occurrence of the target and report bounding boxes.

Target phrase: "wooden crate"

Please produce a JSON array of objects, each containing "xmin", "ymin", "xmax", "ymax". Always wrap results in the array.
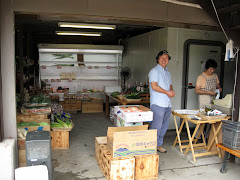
[
  {"xmin": 17, "ymin": 113, "xmax": 49, "ymax": 122},
  {"xmin": 82, "ymin": 101, "xmax": 103, "ymax": 113},
  {"xmin": 18, "ymin": 139, "xmax": 26, "ymax": 150},
  {"xmin": 95, "ymin": 137, "xmax": 135, "ymax": 180},
  {"xmin": 62, "ymin": 100, "xmax": 81, "ymax": 112},
  {"xmin": 18, "ymin": 162, "xmax": 26, "ymax": 167},
  {"xmin": 134, "ymin": 154, "xmax": 159, "ymax": 180},
  {"xmin": 18, "ymin": 149, "xmax": 26, "ymax": 163},
  {"xmin": 51, "ymin": 131, "xmax": 69, "ymax": 150}
]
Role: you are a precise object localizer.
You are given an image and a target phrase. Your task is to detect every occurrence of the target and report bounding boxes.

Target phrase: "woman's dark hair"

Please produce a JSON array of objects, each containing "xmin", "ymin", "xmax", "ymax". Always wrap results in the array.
[{"xmin": 205, "ymin": 59, "xmax": 217, "ymax": 69}]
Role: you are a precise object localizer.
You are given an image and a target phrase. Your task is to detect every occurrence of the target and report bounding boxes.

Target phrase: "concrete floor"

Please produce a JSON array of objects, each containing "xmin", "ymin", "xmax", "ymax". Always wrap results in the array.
[{"xmin": 52, "ymin": 112, "xmax": 240, "ymax": 180}]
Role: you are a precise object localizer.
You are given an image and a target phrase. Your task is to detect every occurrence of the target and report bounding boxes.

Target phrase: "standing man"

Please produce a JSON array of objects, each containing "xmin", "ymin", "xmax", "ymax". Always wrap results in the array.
[{"xmin": 149, "ymin": 50, "xmax": 175, "ymax": 153}]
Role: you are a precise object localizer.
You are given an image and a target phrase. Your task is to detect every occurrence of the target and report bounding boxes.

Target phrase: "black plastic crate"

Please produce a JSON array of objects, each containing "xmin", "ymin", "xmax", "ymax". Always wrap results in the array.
[
  {"xmin": 222, "ymin": 120, "xmax": 240, "ymax": 131},
  {"xmin": 222, "ymin": 126, "xmax": 240, "ymax": 150},
  {"xmin": 222, "ymin": 138, "xmax": 240, "ymax": 150}
]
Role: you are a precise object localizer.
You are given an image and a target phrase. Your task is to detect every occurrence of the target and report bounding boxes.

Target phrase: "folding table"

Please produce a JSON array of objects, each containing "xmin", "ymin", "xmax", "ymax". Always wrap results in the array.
[{"xmin": 172, "ymin": 111, "xmax": 229, "ymax": 162}]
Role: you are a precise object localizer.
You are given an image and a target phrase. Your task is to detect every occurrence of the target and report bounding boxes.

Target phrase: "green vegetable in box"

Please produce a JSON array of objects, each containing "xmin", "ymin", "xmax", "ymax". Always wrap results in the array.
[
  {"xmin": 111, "ymin": 92, "xmax": 120, "ymax": 98},
  {"xmin": 30, "ymin": 93, "xmax": 51, "ymax": 104},
  {"xmin": 17, "ymin": 121, "xmax": 49, "ymax": 127},
  {"xmin": 50, "ymin": 122, "xmax": 63, "ymax": 128},
  {"xmin": 125, "ymin": 92, "xmax": 140, "ymax": 99},
  {"xmin": 39, "ymin": 122, "xmax": 49, "ymax": 126}
]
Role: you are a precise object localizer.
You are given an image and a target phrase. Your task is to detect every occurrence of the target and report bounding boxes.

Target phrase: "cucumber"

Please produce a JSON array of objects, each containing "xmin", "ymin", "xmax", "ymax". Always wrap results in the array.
[
  {"xmin": 56, "ymin": 118, "xmax": 68, "ymax": 128},
  {"xmin": 50, "ymin": 123, "xmax": 63, "ymax": 128}
]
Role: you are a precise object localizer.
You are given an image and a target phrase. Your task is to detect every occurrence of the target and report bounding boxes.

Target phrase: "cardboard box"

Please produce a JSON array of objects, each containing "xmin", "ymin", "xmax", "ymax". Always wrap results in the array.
[
  {"xmin": 17, "ymin": 114, "xmax": 48, "ymax": 121},
  {"xmin": 114, "ymin": 105, "xmax": 153, "ymax": 122},
  {"xmin": 116, "ymin": 115, "xmax": 143, "ymax": 127},
  {"xmin": 17, "ymin": 119, "xmax": 50, "ymax": 132},
  {"xmin": 107, "ymin": 125, "xmax": 157, "ymax": 158},
  {"xmin": 113, "ymin": 114, "xmax": 117, "ymax": 127},
  {"xmin": 95, "ymin": 137, "xmax": 159, "ymax": 180}
]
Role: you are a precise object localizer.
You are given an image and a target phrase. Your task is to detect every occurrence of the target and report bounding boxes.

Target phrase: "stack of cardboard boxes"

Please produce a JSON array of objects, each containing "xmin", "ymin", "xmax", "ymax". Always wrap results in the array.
[
  {"xmin": 96, "ymin": 105, "xmax": 159, "ymax": 180},
  {"xmin": 112, "ymin": 105, "xmax": 153, "ymax": 127}
]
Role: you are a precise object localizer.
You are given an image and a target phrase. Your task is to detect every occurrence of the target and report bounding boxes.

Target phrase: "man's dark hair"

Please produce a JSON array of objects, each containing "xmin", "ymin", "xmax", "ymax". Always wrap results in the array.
[
  {"xmin": 156, "ymin": 50, "xmax": 171, "ymax": 63},
  {"xmin": 205, "ymin": 59, "xmax": 217, "ymax": 69}
]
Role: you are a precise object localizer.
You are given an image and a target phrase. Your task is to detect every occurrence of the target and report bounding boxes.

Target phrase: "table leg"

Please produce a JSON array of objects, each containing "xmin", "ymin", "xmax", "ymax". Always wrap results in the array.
[
  {"xmin": 220, "ymin": 151, "xmax": 229, "ymax": 173},
  {"xmin": 193, "ymin": 124, "xmax": 205, "ymax": 144},
  {"xmin": 173, "ymin": 115, "xmax": 185, "ymax": 153},
  {"xmin": 207, "ymin": 122, "xmax": 222, "ymax": 158},
  {"xmin": 201, "ymin": 130, "xmax": 207, "ymax": 149},
  {"xmin": 184, "ymin": 121, "xmax": 199, "ymax": 162},
  {"xmin": 105, "ymin": 95, "xmax": 109, "ymax": 118}
]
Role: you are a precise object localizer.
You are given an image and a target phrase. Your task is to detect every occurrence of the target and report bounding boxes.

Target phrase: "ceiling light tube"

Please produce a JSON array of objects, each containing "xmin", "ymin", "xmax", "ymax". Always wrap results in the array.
[
  {"xmin": 56, "ymin": 31, "xmax": 102, "ymax": 36},
  {"xmin": 58, "ymin": 22, "xmax": 116, "ymax": 30}
]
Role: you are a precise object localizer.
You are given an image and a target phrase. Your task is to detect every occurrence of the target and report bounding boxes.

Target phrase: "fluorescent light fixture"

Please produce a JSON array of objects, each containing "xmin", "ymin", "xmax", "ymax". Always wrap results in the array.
[
  {"xmin": 56, "ymin": 31, "xmax": 102, "ymax": 36},
  {"xmin": 39, "ymin": 48, "xmax": 123, "ymax": 54},
  {"xmin": 58, "ymin": 22, "xmax": 116, "ymax": 30}
]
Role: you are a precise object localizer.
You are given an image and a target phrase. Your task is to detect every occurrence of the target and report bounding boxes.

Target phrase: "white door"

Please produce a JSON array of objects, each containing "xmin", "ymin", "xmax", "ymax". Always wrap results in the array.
[{"xmin": 186, "ymin": 45, "xmax": 222, "ymax": 110}]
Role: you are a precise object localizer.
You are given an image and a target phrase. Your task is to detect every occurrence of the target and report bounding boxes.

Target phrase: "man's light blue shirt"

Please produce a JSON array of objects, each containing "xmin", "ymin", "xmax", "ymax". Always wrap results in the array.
[{"xmin": 148, "ymin": 64, "xmax": 172, "ymax": 108}]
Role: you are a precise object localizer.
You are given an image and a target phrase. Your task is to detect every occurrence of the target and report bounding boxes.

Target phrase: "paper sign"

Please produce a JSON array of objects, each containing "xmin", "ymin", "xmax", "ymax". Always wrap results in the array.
[
  {"xmin": 215, "ymin": 89, "xmax": 220, "ymax": 99},
  {"xmin": 87, "ymin": 66, "xmax": 92, "ymax": 69}
]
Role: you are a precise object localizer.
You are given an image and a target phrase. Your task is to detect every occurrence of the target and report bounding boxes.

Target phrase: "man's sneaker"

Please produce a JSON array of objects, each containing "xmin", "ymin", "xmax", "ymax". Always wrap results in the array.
[{"xmin": 157, "ymin": 146, "xmax": 167, "ymax": 153}]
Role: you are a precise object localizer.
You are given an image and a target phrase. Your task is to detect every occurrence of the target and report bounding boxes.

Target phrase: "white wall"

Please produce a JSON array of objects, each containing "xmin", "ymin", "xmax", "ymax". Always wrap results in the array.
[
  {"xmin": 1, "ymin": 1, "xmax": 17, "ymax": 178},
  {"xmin": 122, "ymin": 28, "xmax": 168, "ymax": 85},
  {"xmin": 1, "ymin": 0, "xmax": 17, "ymax": 139},
  {"xmin": 123, "ymin": 27, "xmax": 228, "ymax": 129},
  {"xmin": 0, "ymin": 139, "xmax": 16, "ymax": 180}
]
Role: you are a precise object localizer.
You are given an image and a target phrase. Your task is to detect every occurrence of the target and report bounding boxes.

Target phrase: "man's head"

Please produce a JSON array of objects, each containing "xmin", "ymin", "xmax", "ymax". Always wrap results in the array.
[
  {"xmin": 205, "ymin": 59, "xmax": 217, "ymax": 75},
  {"xmin": 156, "ymin": 50, "xmax": 171, "ymax": 68}
]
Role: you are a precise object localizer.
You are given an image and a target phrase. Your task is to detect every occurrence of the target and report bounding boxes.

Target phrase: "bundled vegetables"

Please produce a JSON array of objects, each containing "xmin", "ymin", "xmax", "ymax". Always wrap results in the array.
[
  {"xmin": 111, "ymin": 92, "xmax": 120, "ymax": 98},
  {"xmin": 51, "ymin": 112, "xmax": 73, "ymax": 128},
  {"xmin": 30, "ymin": 93, "xmax": 51, "ymax": 104},
  {"xmin": 17, "ymin": 121, "xmax": 49, "ymax": 127},
  {"xmin": 125, "ymin": 92, "xmax": 140, "ymax": 99}
]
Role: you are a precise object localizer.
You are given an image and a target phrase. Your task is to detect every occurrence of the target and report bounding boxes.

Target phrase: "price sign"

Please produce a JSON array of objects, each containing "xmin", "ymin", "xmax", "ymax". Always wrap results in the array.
[
  {"xmin": 41, "ymin": 65, "xmax": 46, "ymax": 69},
  {"xmin": 87, "ymin": 66, "xmax": 93, "ymax": 69},
  {"xmin": 57, "ymin": 65, "xmax": 62, "ymax": 69},
  {"xmin": 106, "ymin": 66, "xmax": 111, "ymax": 69},
  {"xmin": 94, "ymin": 66, "xmax": 99, "ymax": 69},
  {"xmin": 68, "ymin": 79, "xmax": 73, "ymax": 82}
]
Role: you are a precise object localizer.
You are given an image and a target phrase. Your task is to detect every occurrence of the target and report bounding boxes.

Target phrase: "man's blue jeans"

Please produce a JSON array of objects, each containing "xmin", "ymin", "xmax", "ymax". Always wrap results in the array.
[{"xmin": 149, "ymin": 104, "xmax": 171, "ymax": 147}]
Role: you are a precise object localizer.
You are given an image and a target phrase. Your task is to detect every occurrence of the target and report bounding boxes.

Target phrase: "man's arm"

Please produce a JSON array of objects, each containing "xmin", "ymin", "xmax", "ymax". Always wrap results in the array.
[{"xmin": 151, "ymin": 82, "xmax": 175, "ymax": 97}]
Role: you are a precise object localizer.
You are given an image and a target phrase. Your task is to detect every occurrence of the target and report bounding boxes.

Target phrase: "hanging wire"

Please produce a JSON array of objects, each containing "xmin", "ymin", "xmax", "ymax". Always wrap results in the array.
[
  {"xmin": 231, "ymin": 47, "xmax": 240, "ymax": 120},
  {"xmin": 210, "ymin": 0, "xmax": 229, "ymax": 41}
]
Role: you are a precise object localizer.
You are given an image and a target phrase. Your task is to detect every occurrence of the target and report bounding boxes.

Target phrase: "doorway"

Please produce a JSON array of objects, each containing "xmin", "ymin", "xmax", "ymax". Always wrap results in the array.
[{"xmin": 181, "ymin": 39, "xmax": 225, "ymax": 110}]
